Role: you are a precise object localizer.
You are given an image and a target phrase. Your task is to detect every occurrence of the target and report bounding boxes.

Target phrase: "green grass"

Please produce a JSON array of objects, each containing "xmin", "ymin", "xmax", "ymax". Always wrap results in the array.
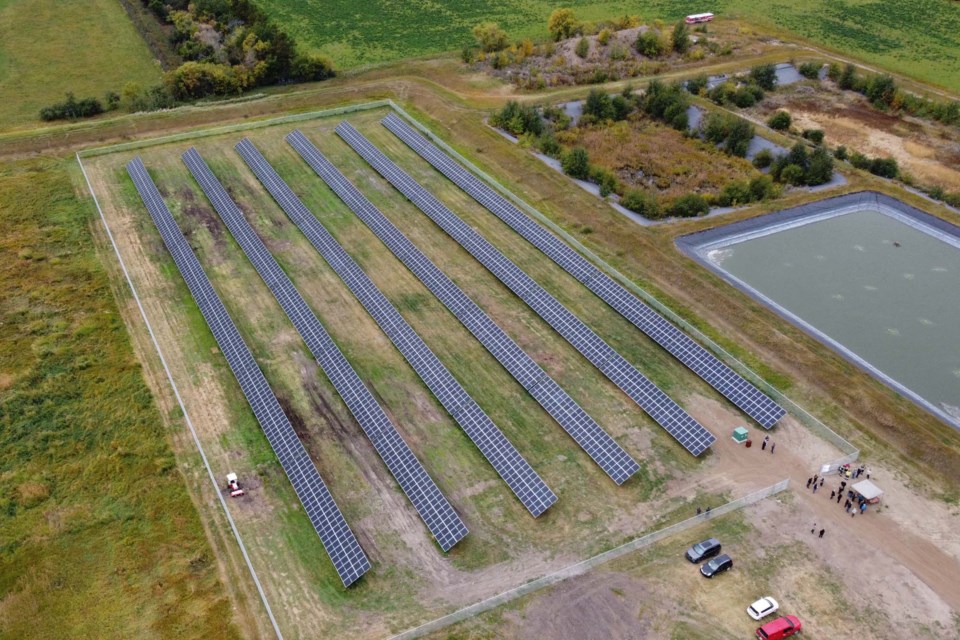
[
  {"xmin": 255, "ymin": 0, "xmax": 960, "ymax": 91},
  {"xmin": 0, "ymin": 0, "xmax": 161, "ymax": 129},
  {"xmin": 0, "ymin": 158, "xmax": 237, "ymax": 639}
]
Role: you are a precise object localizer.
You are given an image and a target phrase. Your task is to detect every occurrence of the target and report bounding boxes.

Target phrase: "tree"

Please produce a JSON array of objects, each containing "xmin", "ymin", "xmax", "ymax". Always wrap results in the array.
[
  {"xmin": 752, "ymin": 148, "xmax": 774, "ymax": 169},
  {"xmin": 865, "ymin": 74, "xmax": 897, "ymax": 107},
  {"xmin": 584, "ymin": 89, "xmax": 613, "ymax": 120},
  {"xmin": 838, "ymin": 63, "xmax": 857, "ymax": 90},
  {"xmin": 749, "ymin": 63, "xmax": 778, "ymax": 91},
  {"xmin": 473, "ymin": 22, "xmax": 508, "ymax": 52},
  {"xmin": 575, "ymin": 37, "xmax": 590, "ymax": 59},
  {"xmin": 562, "ymin": 147, "xmax": 591, "ymax": 180},
  {"xmin": 869, "ymin": 157, "xmax": 899, "ymax": 178},
  {"xmin": 802, "ymin": 129, "xmax": 825, "ymax": 145},
  {"xmin": 767, "ymin": 111, "xmax": 791, "ymax": 131},
  {"xmin": 798, "ymin": 61, "xmax": 822, "ymax": 79},
  {"xmin": 671, "ymin": 19, "xmax": 690, "ymax": 54},
  {"xmin": 805, "ymin": 147, "xmax": 835, "ymax": 185},
  {"xmin": 635, "ymin": 29, "xmax": 664, "ymax": 57},
  {"xmin": 548, "ymin": 8, "xmax": 580, "ymax": 41}
]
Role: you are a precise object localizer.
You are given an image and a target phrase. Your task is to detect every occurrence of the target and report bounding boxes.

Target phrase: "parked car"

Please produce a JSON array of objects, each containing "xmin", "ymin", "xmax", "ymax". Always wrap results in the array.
[
  {"xmin": 684, "ymin": 537, "xmax": 721, "ymax": 563},
  {"xmin": 756, "ymin": 615, "xmax": 802, "ymax": 640},
  {"xmin": 699, "ymin": 553, "xmax": 733, "ymax": 578},
  {"xmin": 747, "ymin": 597, "xmax": 780, "ymax": 620}
]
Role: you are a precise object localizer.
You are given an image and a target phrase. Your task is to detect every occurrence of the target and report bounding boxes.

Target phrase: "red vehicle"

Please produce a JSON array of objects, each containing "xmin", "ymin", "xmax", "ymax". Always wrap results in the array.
[{"xmin": 756, "ymin": 615, "xmax": 802, "ymax": 640}]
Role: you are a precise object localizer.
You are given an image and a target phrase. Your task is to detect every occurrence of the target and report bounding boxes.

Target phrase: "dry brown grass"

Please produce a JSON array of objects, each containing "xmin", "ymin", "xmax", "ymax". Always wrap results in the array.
[{"xmin": 558, "ymin": 116, "xmax": 758, "ymax": 200}]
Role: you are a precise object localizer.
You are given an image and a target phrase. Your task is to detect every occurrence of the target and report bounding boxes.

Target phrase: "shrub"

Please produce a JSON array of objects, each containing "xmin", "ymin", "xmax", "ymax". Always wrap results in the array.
[
  {"xmin": 703, "ymin": 112, "xmax": 755, "ymax": 157},
  {"xmin": 584, "ymin": 89, "xmax": 613, "ymax": 119},
  {"xmin": 609, "ymin": 42, "xmax": 628, "ymax": 60},
  {"xmin": 716, "ymin": 181, "xmax": 752, "ymax": 207},
  {"xmin": 39, "ymin": 93, "xmax": 104, "ymax": 121},
  {"xmin": 802, "ymin": 129, "xmax": 825, "ymax": 145},
  {"xmin": 491, "ymin": 101, "xmax": 544, "ymax": 136},
  {"xmin": 749, "ymin": 63, "xmax": 778, "ymax": 91},
  {"xmin": 669, "ymin": 193, "xmax": 709, "ymax": 217},
  {"xmin": 597, "ymin": 28, "xmax": 612, "ymax": 46},
  {"xmin": 752, "ymin": 148, "xmax": 774, "ymax": 169},
  {"xmin": 672, "ymin": 20, "xmax": 690, "ymax": 54},
  {"xmin": 636, "ymin": 30, "xmax": 664, "ymax": 57},
  {"xmin": 641, "ymin": 80, "xmax": 689, "ymax": 131},
  {"xmin": 590, "ymin": 165, "xmax": 619, "ymax": 196},
  {"xmin": 834, "ymin": 145, "xmax": 848, "ymax": 161},
  {"xmin": 798, "ymin": 61, "xmax": 822, "ymax": 79},
  {"xmin": 749, "ymin": 174, "xmax": 779, "ymax": 200},
  {"xmin": 838, "ymin": 63, "xmax": 857, "ymax": 90},
  {"xmin": 575, "ymin": 37, "xmax": 590, "ymax": 59},
  {"xmin": 869, "ymin": 156, "xmax": 899, "ymax": 178},
  {"xmin": 621, "ymin": 189, "xmax": 661, "ymax": 218},
  {"xmin": 865, "ymin": 74, "xmax": 897, "ymax": 108},
  {"xmin": 780, "ymin": 164, "xmax": 805, "ymax": 185},
  {"xmin": 686, "ymin": 74, "xmax": 708, "ymax": 95},
  {"xmin": 548, "ymin": 8, "xmax": 580, "ymax": 41},
  {"xmin": 611, "ymin": 95, "xmax": 634, "ymax": 121},
  {"xmin": 731, "ymin": 87, "xmax": 760, "ymax": 108},
  {"xmin": 805, "ymin": 147, "xmax": 835, "ymax": 185},
  {"xmin": 473, "ymin": 22, "xmax": 509, "ymax": 52},
  {"xmin": 562, "ymin": 147, "xmax": 591, "ymax": 179},
  {"xmin": 536, "ymin": 132, "xmax": 562, "ymax": 157},
  {"xmin": 767, "ymin": 110, "xmax": 791, "ymax": 131}
]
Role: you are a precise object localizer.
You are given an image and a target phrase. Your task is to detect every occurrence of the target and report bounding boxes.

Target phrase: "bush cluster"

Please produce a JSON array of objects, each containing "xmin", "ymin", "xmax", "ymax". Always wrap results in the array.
[
  {"xmin": 640, "ymin": 80, "xmax": 689, "ymax": 131},
  {"xmin": 769, "ymin": 143, "xmax": 834, "ymax": 186},
  {"xmin": 715, "ymin": 175, "xmax": 779, "ymax": 207},
  {"xmin": 703, "ymin": 112, "xmax": 755, "ymax": 157},
  {"xmin": 39, "ymin": 93, "xmax": 105, "ymax": 121},
  {"xmin": 827, "ymin": 62, "xmax": 960, "ymax": 126},
  {"xmin": 849, "ymin": 152, "xmax": 899, "ymax": 178}
]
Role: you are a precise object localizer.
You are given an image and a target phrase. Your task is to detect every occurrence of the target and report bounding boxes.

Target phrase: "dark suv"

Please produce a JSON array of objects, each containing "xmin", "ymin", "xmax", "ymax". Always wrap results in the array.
[
  {"xmin": 700, "ymin": 553, "xmax": 733, "ymax": 578},
  {"xmin": 685, "ymin": 538, "xmax": 721, "ymax": 563}
]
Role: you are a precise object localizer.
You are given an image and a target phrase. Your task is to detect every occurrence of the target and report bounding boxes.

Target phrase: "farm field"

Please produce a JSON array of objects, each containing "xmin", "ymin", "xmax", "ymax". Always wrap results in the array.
[
  {"xmin": 0, "ymin": 158, "xmax": 239, "ymax": 639},
  {"xmin": 80, "ymin": 104, "xmax": 832, "ymax": 637},
  {"xmin": 0, "ymin": 0, "xmax": 161, "ymax": 129},
  {"xmin": 255, "ymin": 0, "xmax": 960, "ymax": 92}
]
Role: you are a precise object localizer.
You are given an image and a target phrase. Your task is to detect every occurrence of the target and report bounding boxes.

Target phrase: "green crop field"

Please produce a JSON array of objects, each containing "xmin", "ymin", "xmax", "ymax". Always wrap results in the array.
[
  {"xmin": 0, "ymin": 158, "xmax": 237, "ymax": 639},
  {"xmin": 0, "ymin": 0, "xmax": 161, "ymax": 129},
  {"xmin": 257, "ymin": 0, "xmax": 960, "ymax": 92}
]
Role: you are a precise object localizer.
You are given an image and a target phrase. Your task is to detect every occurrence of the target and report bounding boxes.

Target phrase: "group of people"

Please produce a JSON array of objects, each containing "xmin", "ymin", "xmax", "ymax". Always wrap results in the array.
[
  {"xmin": 760, "ymin": 434, "xmax": 775, "ymax": 453},
  {"xmin": 806, "ymin": 473, "xmax": 870, "ymax": 517},
  {"xmin": 838, "ymin": 463, "xmax": 869, "ymax": 480}
]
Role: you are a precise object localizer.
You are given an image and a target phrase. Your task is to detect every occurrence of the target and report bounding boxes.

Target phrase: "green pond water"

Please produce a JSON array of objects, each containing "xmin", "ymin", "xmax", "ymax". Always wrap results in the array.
[{"xmin": 706, "ymin": 208, "xmax": 960, "ymax": 425}]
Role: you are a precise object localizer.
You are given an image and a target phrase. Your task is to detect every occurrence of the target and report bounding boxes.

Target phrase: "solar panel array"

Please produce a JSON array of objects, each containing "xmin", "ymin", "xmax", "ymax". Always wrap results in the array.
[
  {"xmin": 290, "ymin": 123, "xmax": 640, "ymax": 485},
  {"xmin": 239, "ymin": 136, "xmax": 557, "ymax": 517},
  {"xmin": 340, "ymin": 123, "xmax": 716, "ymax": 457},
  {"xmin": 125, "ymin": 157, "xmax": 370, "ymax": 587},
  {"xmin": 382, "ymin": 112, "xmax": 786, "ymax": 429},
  {"xmin": 181, "ymin": 148, "xmax": 468, "ymax": 551}
]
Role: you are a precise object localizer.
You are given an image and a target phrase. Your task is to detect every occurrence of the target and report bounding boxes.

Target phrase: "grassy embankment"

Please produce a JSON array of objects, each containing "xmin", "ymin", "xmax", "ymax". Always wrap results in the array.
[
  {"xmin": 256, "ymin": 0, "xmax": 960, "ymax": 92},
  {"xmin": 0, "ymin": 158, "xmax": 238, "ymax": 638},
  {"xmin": 0, "ymin": 0, "xmax": 162, "ymax": 128}
]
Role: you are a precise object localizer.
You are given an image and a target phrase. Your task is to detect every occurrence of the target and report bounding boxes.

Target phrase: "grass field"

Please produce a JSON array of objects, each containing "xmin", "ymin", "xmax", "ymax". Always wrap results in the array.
[
  {"xmin": 0, "ymin": 158, "xmax": 237, "ymax": 639},
  {"xmin": 0, "ymin": 0, "xmax": 161, "ymax": 129},
  {"xmin": 257, "ymin": 0, "xmax": 960, "ymax": 92}
]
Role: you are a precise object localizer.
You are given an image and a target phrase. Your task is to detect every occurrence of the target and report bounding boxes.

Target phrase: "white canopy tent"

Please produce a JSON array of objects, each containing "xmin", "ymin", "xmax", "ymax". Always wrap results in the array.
[{"xmin": 851, "ymin": 479, "xmax": 883, "ymax": 504}]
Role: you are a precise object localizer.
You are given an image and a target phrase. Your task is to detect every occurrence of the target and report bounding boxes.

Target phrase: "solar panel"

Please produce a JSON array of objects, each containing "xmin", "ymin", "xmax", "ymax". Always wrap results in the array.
[
  {"xmin": 125, "ymin": 157, "xmax": 370, "ymax": 587},
  {"xmin": 381, "ymin": 112, "xmax": 787, "ymax": 430},
  {"xmin": 237, "ymin": 137, "xmax": 557, "ymax": 517},
  {"xmin": 339, "ymin": 122, "xmax": 716, "ymax": 457},
  {"xmin": 181, "ymin": 148, "xmax": 468, "ymax": 551},
  {"xmin": 285, "ymin": 123, "xmax": 642, "ymax": 485}
]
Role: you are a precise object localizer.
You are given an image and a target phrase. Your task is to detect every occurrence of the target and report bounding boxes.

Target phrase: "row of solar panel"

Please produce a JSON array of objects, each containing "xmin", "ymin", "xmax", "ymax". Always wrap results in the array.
[
  {"xmin": 380, "ymin": 112, "xmax": 786, "ymax": 429},
  {"xmin": 335, "ymin": 122, "xmax": 716, "ymax": 456}
]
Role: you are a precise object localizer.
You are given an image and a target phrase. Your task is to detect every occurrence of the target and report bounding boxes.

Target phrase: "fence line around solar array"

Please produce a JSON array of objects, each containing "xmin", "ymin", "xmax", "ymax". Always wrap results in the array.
[
  {"xmin": 389, "ymin": 478, "xmax": 791, "ymax": 640},
  {"xmin": 75, "ymin": 154, "xmax": 284, "ymax": 640},
  {"xmin": 385, "ymin": 103, "xmax": 859, "ymax": 463}
]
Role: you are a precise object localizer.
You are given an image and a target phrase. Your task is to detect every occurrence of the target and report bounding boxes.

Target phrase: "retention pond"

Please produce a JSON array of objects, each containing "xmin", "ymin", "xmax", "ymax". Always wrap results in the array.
[{"xmin": 678, "ymin": 192, "xmax": 960, "ymax": 429}]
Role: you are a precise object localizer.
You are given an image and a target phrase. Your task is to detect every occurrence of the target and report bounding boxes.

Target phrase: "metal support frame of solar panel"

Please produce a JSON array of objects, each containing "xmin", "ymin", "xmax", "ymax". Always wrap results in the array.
[
  {"xmin": 181, "ymin": 148, "xmax": 468, "ymax": 552},
  {"xmin": 337, "ymin": 124, "xmax": 715, "ymax": 457},
  {"xmin": 381, "ymin": 113, "xmax": 786, "ymax": 430},
  {"xmin": 287, "ymin": 123, "xmax": 640, "ymax": 486},
  {"xmin": 125, "ymin": 157, "xmax": 370, "ymax": 587},
  {"xmin": 238, "ymin": 137, "xmax": 557, "ymax": 518}
]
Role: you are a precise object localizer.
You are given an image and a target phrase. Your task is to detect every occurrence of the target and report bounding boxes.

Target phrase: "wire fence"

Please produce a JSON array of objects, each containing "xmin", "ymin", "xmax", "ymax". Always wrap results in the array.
[{"xmin": 391, "ymin": 479, "xmax": 790, "ymax": 640}]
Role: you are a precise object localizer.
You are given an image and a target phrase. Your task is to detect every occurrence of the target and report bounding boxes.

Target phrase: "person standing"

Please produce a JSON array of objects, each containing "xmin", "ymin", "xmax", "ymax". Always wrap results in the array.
[
  {"xmin": 813, "ymin": 482, "xmax": 819, "ymax": 494},
  {"xmin": 806, "ymin": 477, "xmax": 813, "ymax": 489},
  {"xmin": 770, "ymin": 442, "xmax": 776, "ymax": 454},
  {"xmin": 762, "ymin": 435, "xmax": 769, "ymax": 451},
  {"xmin": 819, "ymin": 528, "xmax": 825, "ymax": 539},
  {"xmin": 830, "ymin": 490, "xmax": 836, "ymax": 500},
  {"xmin": 837, "ymin": 492, "xmax": 843, "ymax": 504},
  {"xmin": 819, "ymin": 478, "xmax": 825, "ymax": 488},
  {"xmin": 860, "ymin": 502, "xmax": 867, "ymax": 514},
  {"xmin": 810, "ymin": 522, "xmax": 816, "ymax": 534}
]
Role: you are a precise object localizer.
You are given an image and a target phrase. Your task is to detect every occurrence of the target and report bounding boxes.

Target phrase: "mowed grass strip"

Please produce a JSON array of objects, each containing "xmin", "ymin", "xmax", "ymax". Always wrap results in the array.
[
  {"xmin": 255, "ymin": 0, "xmax": 960, "ymax": 91},
  {"xmin": 0, "ymin": 158, "xmax": 237, "ymax": 639},
  {"xmin": 0, "ymin": 0, "xmax": 161, "ymax": 129}
]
